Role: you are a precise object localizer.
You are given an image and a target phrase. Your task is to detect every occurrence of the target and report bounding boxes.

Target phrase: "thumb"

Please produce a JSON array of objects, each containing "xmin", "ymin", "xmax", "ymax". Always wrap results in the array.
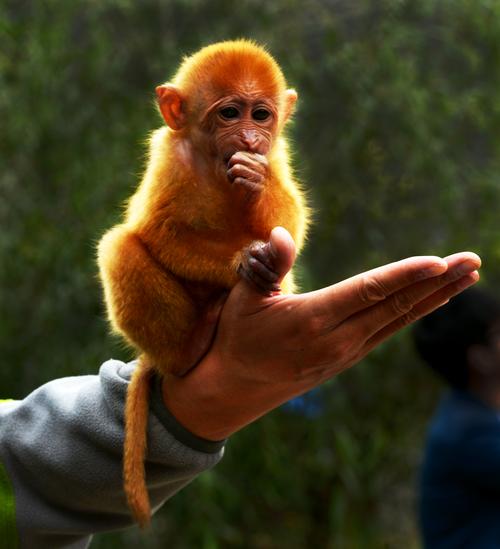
[
  {"xmin": 228, "ymin": 227, "xmax": 297, "ymax": 310},
  {"xmin": 269, "ymin": 226, "xmax": 296, "ymax": 284}
]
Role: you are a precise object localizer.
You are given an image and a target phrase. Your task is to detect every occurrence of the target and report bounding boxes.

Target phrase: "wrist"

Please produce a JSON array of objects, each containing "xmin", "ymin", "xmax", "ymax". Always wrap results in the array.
[
  {"xmin": 161, "ymin": 351, "xmax": 287, "ymax": 441},
  {"xmin": 161, "ymin": 365, "xmax": 227, "ymax": 442},
  {"xmin": 151, "ymin": 375, "xmax": 225, "ymax": 452}
]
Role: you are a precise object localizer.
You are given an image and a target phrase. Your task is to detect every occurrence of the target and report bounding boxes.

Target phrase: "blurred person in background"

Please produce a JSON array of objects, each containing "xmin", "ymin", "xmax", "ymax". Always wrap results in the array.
[{"xmin": 414, "ymin": 287, "xmax": 500, "ymax": 548}]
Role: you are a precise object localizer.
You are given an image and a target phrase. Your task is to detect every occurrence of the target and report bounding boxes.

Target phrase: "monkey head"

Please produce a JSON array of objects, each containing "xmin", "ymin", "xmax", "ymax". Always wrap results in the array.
[{"xmin": 155, "ymin": 40, "xmax": 297, "ymax": 176}]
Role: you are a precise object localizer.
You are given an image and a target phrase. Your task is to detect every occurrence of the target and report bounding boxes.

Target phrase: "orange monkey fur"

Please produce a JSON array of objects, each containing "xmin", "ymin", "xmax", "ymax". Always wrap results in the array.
[{"xmin": 97, "ymin": 40, "xmax": 310, "ymax": 527}]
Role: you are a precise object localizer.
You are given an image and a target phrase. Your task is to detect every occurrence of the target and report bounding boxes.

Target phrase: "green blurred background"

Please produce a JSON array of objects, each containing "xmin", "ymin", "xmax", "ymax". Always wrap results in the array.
[{"xmin": 1, "ymin": 0, "xmax": 500, "ymax": 547}]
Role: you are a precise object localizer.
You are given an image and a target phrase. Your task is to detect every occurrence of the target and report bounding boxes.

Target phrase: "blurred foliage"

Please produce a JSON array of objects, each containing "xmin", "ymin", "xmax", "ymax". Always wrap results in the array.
[{"xmin": 1, "ymin": 0, "xmax": 500, "ymax": 547}]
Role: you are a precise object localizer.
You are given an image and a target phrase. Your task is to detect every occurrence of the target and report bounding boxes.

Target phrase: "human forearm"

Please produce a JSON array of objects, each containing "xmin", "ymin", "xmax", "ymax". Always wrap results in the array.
[{"xmin": 0, "ymin": 360, "xmax": 224, "ymax": 547}]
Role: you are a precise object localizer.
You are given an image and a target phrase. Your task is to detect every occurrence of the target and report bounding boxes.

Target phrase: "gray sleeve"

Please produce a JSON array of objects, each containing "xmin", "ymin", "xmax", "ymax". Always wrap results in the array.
[{"xmin": 0, "ymin": 359, "xmax": 225, "ymax": 549}]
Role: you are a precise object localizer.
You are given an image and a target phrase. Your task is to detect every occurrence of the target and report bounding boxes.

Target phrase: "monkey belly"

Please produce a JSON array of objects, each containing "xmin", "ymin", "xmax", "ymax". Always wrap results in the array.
[{"xmin": 98, "ymin": 225, "xmax": 208, "ymax": 374}]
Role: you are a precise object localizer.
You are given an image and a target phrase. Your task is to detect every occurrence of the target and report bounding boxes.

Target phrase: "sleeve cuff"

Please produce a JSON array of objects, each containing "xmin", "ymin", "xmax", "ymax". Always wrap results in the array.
[{"xmin": 150, "ymin": 374, "xmax": 226, "ymax": 454}]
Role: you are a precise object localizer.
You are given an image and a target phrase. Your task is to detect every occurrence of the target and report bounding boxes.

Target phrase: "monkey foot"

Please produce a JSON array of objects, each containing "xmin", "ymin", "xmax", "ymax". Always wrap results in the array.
[{"xmin": 238, "ymin": 240, "xmax": 281, "ymax": 295}]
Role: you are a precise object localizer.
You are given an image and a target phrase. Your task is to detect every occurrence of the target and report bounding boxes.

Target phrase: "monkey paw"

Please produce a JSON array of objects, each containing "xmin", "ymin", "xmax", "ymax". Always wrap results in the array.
[
  {"xmin": 238, "ymin": 240, "xmax": 281, "ymax": 295},
  {"xmin": 227, "ymin": 152, "xmax": 267, "ymax": 198}
]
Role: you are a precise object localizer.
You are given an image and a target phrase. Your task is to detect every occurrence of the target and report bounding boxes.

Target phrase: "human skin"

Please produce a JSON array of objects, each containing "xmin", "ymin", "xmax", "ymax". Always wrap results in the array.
[{"xmin": 163, "ymin": 227, "xmax": 481, "ymax": 441}]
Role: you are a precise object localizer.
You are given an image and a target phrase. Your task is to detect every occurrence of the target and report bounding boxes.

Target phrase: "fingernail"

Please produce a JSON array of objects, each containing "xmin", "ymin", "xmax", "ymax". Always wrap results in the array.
[
  {"xmin": 417, "ymin": 263, "xmax": 447, "ymax": 280},
  {"xmin": 453, "ymin": 261, "xmax": 477, "ymax": 277}
]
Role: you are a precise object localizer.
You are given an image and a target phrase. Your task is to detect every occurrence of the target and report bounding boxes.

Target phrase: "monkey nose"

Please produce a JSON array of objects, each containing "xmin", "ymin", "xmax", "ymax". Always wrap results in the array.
[{"xmin": 240, "ymin": 130, "xmax": 260, "ymax": 152}]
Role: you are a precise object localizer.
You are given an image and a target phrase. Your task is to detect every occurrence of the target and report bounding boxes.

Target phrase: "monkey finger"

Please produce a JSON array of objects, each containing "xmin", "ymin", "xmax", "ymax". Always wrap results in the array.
[
  {"xmin": 237, "ymin": 263, "xmax": 281, "ymax": 295},
  {"xmin": 232, "ymin": 177, "xmax": 264, "ymax": 194},
  {"xmin": 247, "ymin": 256, "xmax": 279, "ymax": 283},
  {"xmin": 249, "ymin": 242, "xmax": 275, "ymax": 271},
  {"xmin": 228, "ymin": 164, "xmax": 264, "ymax": 184},
  {"xmin": 228, "ymin": 151, "xmax": 268, "ymax": 173},
  {"xmin": 242, "ymin": 154, "xmax": 268, "ymax": 176},
  {"xmin": 240, "ymin": 242, "xmax": 279, "ymax": 284},
  {"xmin": 228, "ymin": 156, "xmax": 268, "ymax": 180},
  {"xmin": 227, "ymin": 151, "xmax": 251, "ymax": 167}
]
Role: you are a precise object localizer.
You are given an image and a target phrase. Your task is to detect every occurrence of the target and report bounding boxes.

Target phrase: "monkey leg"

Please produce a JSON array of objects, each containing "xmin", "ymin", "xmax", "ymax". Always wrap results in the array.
[
  {"xmin": 237, "ymin": 239, "xmax": 294, "ymax": 295},
  {"xmin": 98, "ymin": 225, "xmax": 223, "ymax": 376}
]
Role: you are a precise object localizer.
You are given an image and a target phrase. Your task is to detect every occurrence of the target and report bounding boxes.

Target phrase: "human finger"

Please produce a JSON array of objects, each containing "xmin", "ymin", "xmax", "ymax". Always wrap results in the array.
[
  {"xmin": 268, "ymin": 226, "xmax": 296, "ymax": 284},
  {"xmin": 336, "ymin": 253, "xmax": 481, "ymax": 343},
  {"xmin": 308, "ymin": 252, "xmax": 480, "ymax": 323},
  {"xmin": 309, "ymin": 270, "xmax": 481, "ymax": 388},
  {"xmin": 360, "ymin": 270, "xmax": 480, "ymax": 356}
]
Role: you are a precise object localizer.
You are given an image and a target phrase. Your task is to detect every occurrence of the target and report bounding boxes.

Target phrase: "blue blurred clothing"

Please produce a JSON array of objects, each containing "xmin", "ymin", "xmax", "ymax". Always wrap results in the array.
[
  {"xmin": 420, "ymin": 390, "xmax": 500, "ymax": 548},
  {"xmin": 283, "ymin": 387, "xmax": 324, "ymax": 418}
]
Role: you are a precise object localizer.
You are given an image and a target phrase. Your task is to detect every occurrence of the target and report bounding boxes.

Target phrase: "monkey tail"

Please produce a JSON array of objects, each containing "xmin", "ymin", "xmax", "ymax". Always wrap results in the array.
[{"xmin": 124, "ymin": 358, "xmax": 153, "ymax": 528}]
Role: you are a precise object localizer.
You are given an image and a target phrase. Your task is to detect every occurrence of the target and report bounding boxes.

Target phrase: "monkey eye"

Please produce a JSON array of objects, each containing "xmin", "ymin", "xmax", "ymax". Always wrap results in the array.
[
  {"xmin": 252, "ymin": 108, "xmax": 271, "ymax": 121},
  {"xmin": 219, "ymin": 106, "xmax": 240, "ymax": 120}
]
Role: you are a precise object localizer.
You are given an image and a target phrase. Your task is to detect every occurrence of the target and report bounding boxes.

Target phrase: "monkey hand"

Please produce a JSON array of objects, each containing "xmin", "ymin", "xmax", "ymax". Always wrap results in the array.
[
  {"xmin": 227, "ymin": 151, "xmax": 269, "ymax": 198},
  {"xmin": 237, "ymin": 227, "xmax": 296, "ymax": 296}
]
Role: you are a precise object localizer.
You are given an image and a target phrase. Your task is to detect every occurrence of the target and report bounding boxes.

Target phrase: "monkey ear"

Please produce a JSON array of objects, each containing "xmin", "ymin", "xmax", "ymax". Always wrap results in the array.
[
  {"xmin": 282, "ymin": 89, "xmax": 298, "ymax": 124},
  {"xmin": 156, "ymin": 84, "xmax": 186, "ymax": 130}
]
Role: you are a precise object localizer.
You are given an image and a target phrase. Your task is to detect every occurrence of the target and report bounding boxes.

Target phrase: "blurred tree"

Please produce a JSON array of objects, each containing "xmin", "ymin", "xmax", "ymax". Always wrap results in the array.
[{"xmin": 1, "ymin": 0, "xmax": 499, "ymax": 547}]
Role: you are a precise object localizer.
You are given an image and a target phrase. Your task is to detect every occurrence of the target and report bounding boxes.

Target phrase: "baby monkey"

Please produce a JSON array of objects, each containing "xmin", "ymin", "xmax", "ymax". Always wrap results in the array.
[{"xmin": 97, "ymin": 39, "xmax": 309, "ymax": 526}]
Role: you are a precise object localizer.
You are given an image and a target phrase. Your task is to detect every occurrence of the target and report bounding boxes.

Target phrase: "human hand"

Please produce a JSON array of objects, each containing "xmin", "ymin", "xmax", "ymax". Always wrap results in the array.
[{"xmin": 163, "ymin": 227, "xmax": 480, "ymax": 440}]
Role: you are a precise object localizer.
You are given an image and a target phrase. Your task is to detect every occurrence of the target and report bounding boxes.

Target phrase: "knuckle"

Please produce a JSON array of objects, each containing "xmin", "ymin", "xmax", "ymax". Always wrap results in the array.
[
  {"xmin": 305, "ymin": 315, "xmax": 324, "ymax": 338},
  {"xmin": 231, "ymin": 163, "xmax": 244, "ymax": 174},
  {"xmin": 390, "ymin": 292, "xmax": 413, "ymax": 315},
  {"xmin": 400, "ymin": 308, "xmax": 420, "ymax": 327},
  {"xmin": 249, "ymin": 240, "xmax": 266, "ymax": 254},
  {"xmin": 358, "ymin": 276, "xmax": 389, "ymax": 304},
  {"xmin": 232, "ymin": 151, "xmax": 246, "ymax": 162},
  {"xmin": 251, "ymin": 182, "xmax": 263, "ymax": 192},
  {"xmin": 246, "ymin": 167, "xmax": 260, "ymax": 180},
  {"xmin": 254, "ymin": 154, "xmax": 268, "ymax": 167},
  {"xmin": 247, "ymin": 256, "xmax": 259, "ymax": 270},
  {"xmin": 440, "ymin": 268, "xmax": 462, "ymax": 285}
]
